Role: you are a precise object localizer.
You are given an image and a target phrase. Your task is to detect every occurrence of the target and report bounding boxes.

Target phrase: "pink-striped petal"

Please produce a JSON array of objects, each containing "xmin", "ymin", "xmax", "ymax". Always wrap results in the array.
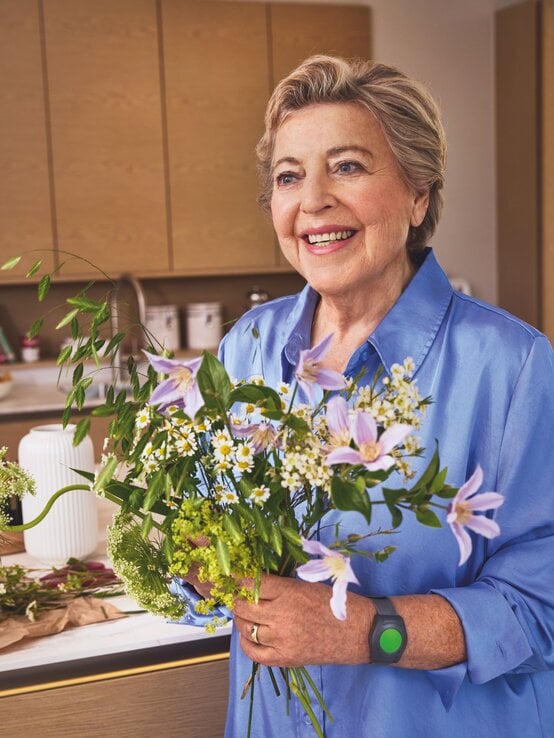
[
  {"xmin": 330, "ymin": 577, "xmax": 349, "ymax": 620},
  {"xmin": 325, "ymin": 395, "xmax": 350, "ymax": 437},
  {"xmin": 456, "ymin": 465, "xmax": 484, "ymax": 502},
  {"xmin": 149, "ymin": 378, "xmax": 181, "ymax": 406},
  {"xmin": 296, "ymin": 559, "xmax": 335, "ymax": 583},
  {"xmin": 451, "ymin": 521, "xmax": 473, "ymax": 565},
  {"xmin": 325, "ymin": 447, "xmax": 363, "ymax": 466},
  {"xmin": 352, "ymin": 411, "xmax": 377, "ymax": 446},
  {"xmin": 300, "ymin": 538, "xmax": 336, "ymax": 557},
  {"xmin": 466, "ymin": 515, "xmax": 500, "ymax": 539},
  {"xmin": 467, "ymin": 492, "xmax": 504, "ymax": 512},
  {"xmin": 314, "ymin": 367, "xmax": 347, "ymax": 391},
  {"xmin": 364, "ymin": 454, "xmax": 396, "ymax": 472},
  {"xmin": 309, "ymin": 333, "xmax": 334, "ymax": 362},
  {"xmin": 378, "ymin": 423, "xmax": 412, "ymax": 454}
]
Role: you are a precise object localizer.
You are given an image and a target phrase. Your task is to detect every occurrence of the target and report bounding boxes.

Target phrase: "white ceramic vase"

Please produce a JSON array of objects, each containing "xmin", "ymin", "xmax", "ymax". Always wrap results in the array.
[{"xmin": 18, "ymin": 424, "xmax": 98, "ymax": 565}]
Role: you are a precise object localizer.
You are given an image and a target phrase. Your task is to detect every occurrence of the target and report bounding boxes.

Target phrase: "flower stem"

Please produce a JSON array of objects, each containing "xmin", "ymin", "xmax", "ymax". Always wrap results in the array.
[{"xmin": 4, "ymin": 484, "xmax": 90, "ymax": 532}]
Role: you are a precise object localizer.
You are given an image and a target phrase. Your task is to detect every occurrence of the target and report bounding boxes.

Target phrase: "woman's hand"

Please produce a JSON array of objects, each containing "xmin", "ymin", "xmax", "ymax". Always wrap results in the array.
[{"xmin": 233, "ymin": 573, "xmax": 372, "ymax": 668}]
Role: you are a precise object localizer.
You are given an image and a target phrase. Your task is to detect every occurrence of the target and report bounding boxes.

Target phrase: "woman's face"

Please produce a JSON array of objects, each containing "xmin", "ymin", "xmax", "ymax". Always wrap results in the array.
[{"xmin": 270, "ymin": 102, "xmax": 429, "ymax": 302}]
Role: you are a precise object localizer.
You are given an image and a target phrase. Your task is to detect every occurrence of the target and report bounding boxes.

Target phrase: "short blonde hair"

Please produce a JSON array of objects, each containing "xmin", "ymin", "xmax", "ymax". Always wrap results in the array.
[{"xmin": 257, "ymin": 55, "xmax": 446, "ymax": 254}]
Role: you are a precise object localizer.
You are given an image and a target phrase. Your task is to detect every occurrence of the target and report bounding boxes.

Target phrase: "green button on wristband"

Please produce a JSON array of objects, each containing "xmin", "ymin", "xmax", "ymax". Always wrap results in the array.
[{"xmin": 369, "ymin": 597, "xmax": 407, "ymax": 664}]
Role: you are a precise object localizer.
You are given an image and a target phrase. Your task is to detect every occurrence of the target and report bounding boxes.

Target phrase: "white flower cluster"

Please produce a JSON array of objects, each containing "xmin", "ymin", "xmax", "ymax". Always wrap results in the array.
[
  {"xmin": 355, "ymin": 357, "xmax": 426, "ymax": 430},
  {"xmin": 281, "ymin": 438, "xmax": 333, "ymax": 494}
]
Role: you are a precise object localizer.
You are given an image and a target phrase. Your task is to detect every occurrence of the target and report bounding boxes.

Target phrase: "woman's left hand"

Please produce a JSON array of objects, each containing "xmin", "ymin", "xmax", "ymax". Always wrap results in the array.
[{"xmin": 233, "ymin": 573, "xmax": 372, "ymax": 667}]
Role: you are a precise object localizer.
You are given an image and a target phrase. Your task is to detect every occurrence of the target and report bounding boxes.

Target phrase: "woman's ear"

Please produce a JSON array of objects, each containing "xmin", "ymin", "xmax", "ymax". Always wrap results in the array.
[{"xmin": 410, "ymin": 190, "xmax": 430, "ymax": 227}]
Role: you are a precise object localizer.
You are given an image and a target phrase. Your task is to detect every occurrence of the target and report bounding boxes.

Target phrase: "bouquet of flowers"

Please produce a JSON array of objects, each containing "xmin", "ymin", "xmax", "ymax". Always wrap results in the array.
[{"xmin": 0, "ymin": 255, "xmax": 504, "ymax": 737}]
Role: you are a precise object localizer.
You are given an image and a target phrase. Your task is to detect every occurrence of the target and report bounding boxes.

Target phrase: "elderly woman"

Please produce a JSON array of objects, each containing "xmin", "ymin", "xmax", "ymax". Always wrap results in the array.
[{"xmin": 187, "ymin": 56, "xmax": 554, "ymax": 736}]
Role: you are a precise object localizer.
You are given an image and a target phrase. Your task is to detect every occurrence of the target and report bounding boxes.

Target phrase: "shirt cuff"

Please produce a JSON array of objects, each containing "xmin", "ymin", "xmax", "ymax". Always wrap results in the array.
[
  {"xmin": 426, "ymin": 662, "xmax": 467, "ymax": 711},
  {"xmin": 431, "ymin": 583, "xmax": 533, "ymax": 684},
  {"xmin": 168, "ymin": 578, "xmax": 233, "ymax": 627}
]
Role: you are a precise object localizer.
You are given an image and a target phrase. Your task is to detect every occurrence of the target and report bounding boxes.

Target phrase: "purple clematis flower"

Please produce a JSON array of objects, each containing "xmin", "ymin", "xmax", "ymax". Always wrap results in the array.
[
  {"xmin": 295, "ymin": 334, "xmax": 347, "ymax": 403},
  {"xmin": 325, "ymin": 395, "xmax": 352, "ymax": 448},
  {"xmin": 296, "ymin": 537, "xmax": 359, "ymax": 620},
  {"xmin": 447, "ymin": 465, "xmax": 504, "ymax": 565},
  {"xmin": 144, "ymin": 351, "xmax": 204, "ymax": 416},
  {"xmin": 231, "ymin": 420, "xmax": 278, "ymax": 454},
  {"xmin": 325, "ymin": 408, "xmax": 411, "ymax": 472}
]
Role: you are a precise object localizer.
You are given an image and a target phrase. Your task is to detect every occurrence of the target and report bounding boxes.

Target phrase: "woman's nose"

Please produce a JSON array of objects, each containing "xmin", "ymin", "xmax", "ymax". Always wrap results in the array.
[{"xmin": 300, "ymin": 174, "xmax": 336, "ymax": 214}]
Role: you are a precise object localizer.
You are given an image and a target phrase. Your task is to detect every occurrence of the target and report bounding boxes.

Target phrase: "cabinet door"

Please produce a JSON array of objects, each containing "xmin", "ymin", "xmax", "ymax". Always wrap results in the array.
[
  {"xmin": 270, "ymin": 2, "xmax": 371, "ymax": 268},
  {"xmin": 163, "ymin": 0, "xmax": 276, "ymax": 274},
  {"xmin": 543, "ymin": 0, "xmax": 554, "ymax": 341},
  {"xmin": 0, "ymin": 0, "xmax": 55, "ymax": 279},
  {"xmin": 43, "ymin": 0, "xmax": 168, "ymax": 278}
]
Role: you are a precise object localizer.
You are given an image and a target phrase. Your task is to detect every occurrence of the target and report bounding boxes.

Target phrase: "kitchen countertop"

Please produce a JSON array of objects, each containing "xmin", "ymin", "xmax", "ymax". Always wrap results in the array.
[{"xmin": 0, "ymin": 497, "xmax": 232, "ymax": 693}]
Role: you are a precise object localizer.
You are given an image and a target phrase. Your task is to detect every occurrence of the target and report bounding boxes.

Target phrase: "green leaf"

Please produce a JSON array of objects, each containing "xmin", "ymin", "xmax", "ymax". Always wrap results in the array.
[
  {"xmin": 251, "ymin": 504, "xmax": 269, "ymax": 543},
  {"xmin": 26, "ymin": 259, "xmax": 43, "ymax": 277},
  {"xmin": 223, "ymin": 514, "xmax": 243, "ymax": 543},
  {"xmin": 330, "ymin": 476, "xmax": 372, "ymax": 524},
  {"xmin": 141, "ymin": 513, "xmax": 154, "ymax": 539},
  {"xmin": 93, "ymin": 455, "xmax": 118, "ymax": 492},
  {"xmin": 382, "ymin": 488, "xmax": 405, "ymax": 528},
  {"xmin": 91, "ymin": 403, "xmax": 117, "ymax": 417},
  {"xmin": 434, "ymin": 484, "xmax": 458, "ymax": 499},
  {"xmin": 411, "ymin": 444, "xmax": 440, "ymax": 493},
  {"xmin": 429, "ymin": 466, "xmax": 449, "ymax": 496},
  {"xmin": 103, "ymin": 332, "xmax": 125, "ymax": 357},
  {"xmin": 27, "ymin": 318, "xmax": 44, "ymax": 339},
  {"xmin": 415, "ymin": 507, "xmax": 442, "ymax": 528},
  {"xmin": 62, "ymin": 404, "xmax": 72, "ymax": 427},
  {"xmin": 229, "ymin": 384, "xmax": 282, "ymax": 412},
  {"xmin": 280, "ymin": 526, "xmax": 302, "ymax": 546},
  {"xmin": 66, "ymin": 296, "xmax": 104, "ymax": 313},
  {"xmin": 37, "ymin": 274, "xmax": 51, "ymax": 301},
  {"xmin": 196, "ymin": 352, "xmax": 231, "ymax": 412},
  {"xmin": 215, "ymin": 538, "xmax": 231, "ymax": 576},
  {"xmin": 72, "ymin": 363, "xmax": 84, "ymax": 385},
  {"xmin": 143, "ymin": 471, "xmax": 164, "ymax": 511},
  {"xmin": 269, "ymin": 525, "xmax": 283, "ymax": 558},
  {"xmin": 1, "ymin": 255, "xmax": 21, "ymax": 270},
  {"xmin": 73, "ymin": 417, "xmax": 90, "ymax": 446},
  {"xmin": 56, "ymin": 308, "xmax": 80, "ymax": 330},
  {"xmin": 56, "ymin": 345, "xmax": 73, "ymax": 365}
]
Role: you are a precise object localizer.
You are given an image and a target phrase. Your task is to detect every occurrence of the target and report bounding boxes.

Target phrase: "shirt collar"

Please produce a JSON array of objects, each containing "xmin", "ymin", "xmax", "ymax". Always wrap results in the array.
[{"xmin": 282, "ymin": 248, "xmax": 453, "ymax": 377}]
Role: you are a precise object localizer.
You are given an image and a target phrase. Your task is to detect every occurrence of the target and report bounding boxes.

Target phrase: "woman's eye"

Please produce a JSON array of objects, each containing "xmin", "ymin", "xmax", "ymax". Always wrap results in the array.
[
  {"xmin": 335, "ymin": 161, "xmax": 362, "ymax": 174},
  {"xmin": 275, "ymin": 172, "xmax": 297, "ymax": 187}
]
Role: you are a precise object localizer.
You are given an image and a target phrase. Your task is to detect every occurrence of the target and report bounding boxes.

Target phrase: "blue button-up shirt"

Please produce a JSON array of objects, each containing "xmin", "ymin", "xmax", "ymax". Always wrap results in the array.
[{"xmin": 194, "ymin": 249, "xmax": 554, "ymax": 737}]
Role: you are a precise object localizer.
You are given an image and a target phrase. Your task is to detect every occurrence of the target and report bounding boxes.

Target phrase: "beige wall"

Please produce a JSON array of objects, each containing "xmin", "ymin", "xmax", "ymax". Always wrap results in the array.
[{"xmin": 221, "ymin": 0, "xmax": 503, "ymax": 305}]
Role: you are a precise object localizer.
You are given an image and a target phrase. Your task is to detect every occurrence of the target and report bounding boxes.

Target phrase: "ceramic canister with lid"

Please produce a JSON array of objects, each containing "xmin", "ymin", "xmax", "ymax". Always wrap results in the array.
[
  {"xmin": 18, "ymin": 424, "xmax": 98, "ymax": 565},
  {"xmin": 186, "ymin": 302, "xmax": 223, "ymax": 350}
]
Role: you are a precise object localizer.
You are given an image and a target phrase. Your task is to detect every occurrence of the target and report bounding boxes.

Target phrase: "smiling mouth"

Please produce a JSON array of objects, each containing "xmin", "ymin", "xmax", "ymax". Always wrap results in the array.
[{"xmin": 304, "ymin": 229, "xmax": 356, "ymax": 246}]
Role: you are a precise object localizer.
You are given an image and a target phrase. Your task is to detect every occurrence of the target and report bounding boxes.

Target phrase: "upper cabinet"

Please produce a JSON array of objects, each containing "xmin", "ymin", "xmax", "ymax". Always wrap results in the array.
[
  {"xmin": 496, "ymin": 0, "xmax": 554, "ymax": 341},
  {"xmin": 44, "ymin": 0, "xmax": 168, "ymax": 278},
  {"xmin": 163, "ymin": 1, "xmax": 274, "ymax": 273},
  {"xmin": 0, "ymin": 0, "xmax": 55, "ymax": 278},
  {"xmin": 0, "ymin": 0, "xmax": 371, "ymax": 282}
]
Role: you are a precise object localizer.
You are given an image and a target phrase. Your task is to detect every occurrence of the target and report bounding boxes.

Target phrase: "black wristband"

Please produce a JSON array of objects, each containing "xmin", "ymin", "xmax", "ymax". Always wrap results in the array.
[{"xmin": 369, "ymin": 597, "xmax": 407, "ymax": 664}]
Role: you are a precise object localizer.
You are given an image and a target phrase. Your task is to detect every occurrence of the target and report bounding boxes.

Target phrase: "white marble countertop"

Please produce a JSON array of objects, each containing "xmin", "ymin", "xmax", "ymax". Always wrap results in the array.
[
  {"xmin": 0, "ymin": 363, "xmax": 107, "ymax": 417},
  {"xmin": 0, "ymin": 498, "xmax": 231, "ymax": 675}
]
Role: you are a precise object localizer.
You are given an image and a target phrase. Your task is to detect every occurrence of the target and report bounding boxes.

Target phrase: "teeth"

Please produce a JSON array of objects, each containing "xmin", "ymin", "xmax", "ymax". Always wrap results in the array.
[{"xmin": 306, "ymin": 230, "xmax": 355, "ymax": 245}]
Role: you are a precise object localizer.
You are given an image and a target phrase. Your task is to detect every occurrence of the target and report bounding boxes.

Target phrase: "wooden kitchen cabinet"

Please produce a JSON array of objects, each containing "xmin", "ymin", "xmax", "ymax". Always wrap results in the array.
[
  {"xmin": 496, "ymin": 0, "xmax": 554, "ymax": 340},
  {"xmin": 43, "ymin": 0, "xmax": 169, "ymax": 279},
  {"xmin": 0, "ymin": 0, "xmax": 55, "ymax": 279},
  {"xmin": 0, "ymin": 1, "xmax": 371, "ymax": 283},
  {"xmin": 163, "ymin": 1, "xmax": 276, "ymax": 274},
  {"xmin": 1, "ymin": 656, "xmax": 230, "ymax": 738}
]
